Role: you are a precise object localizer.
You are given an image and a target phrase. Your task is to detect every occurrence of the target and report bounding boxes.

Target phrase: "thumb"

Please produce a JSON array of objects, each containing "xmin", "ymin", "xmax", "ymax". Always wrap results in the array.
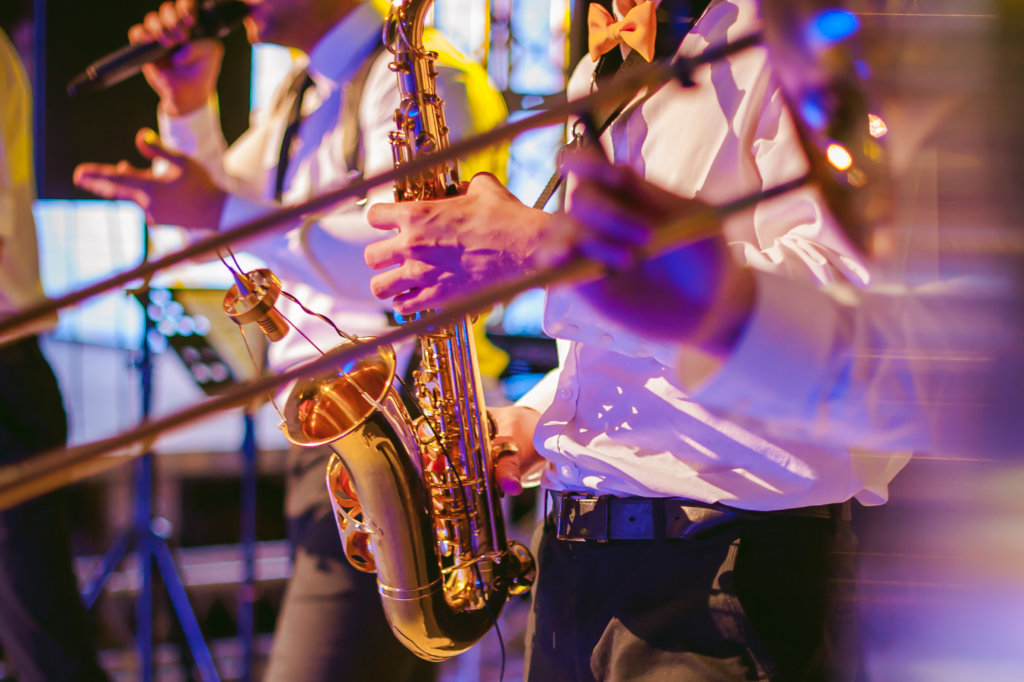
[
  {"xmin": 492, "ymin": 440, "xmax": 524, "ymax": 497},
  {"xmin": 135, "ymin": 128, "xmax": 187, "ymax": 169},
  {"xmin": 465, "ymin": 172, "xmax": 500, "ymax": 195}
]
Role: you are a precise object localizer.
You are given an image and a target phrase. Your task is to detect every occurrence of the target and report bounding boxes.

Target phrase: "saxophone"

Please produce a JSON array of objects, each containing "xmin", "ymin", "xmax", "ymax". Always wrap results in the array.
[{"xmin": 280, "ymin": 0, "xmax": 534, "ymax": 662}]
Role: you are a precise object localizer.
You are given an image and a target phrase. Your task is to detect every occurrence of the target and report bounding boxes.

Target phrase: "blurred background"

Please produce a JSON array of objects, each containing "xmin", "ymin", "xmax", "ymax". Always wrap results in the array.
[{"xmin": 2, "ymin": 0, "xmax": 1024, "ymax": 680}]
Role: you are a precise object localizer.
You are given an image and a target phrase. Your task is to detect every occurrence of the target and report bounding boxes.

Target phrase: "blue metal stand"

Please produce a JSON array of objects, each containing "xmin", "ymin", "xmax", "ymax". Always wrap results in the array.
[
  {"xmin": 237, "ymin": 408, "xmax": 258, "ymax": 682},
  {"xmin": 82, "ymin": 283, "xmax": 221, "ymax": 682}
]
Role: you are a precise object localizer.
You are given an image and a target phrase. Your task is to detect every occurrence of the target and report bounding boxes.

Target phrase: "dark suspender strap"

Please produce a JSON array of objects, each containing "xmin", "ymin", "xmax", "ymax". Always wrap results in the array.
[
  {"xmin": 341, "ymin": 42, "xmax": 389, "ymax": 179},
  {"xmin": 274, "ymin": 70, "xmax": 315, "ymax": 202},
  {"xmin": 531, "ymin": 0, "xmax": 713, "ymax": 211}
]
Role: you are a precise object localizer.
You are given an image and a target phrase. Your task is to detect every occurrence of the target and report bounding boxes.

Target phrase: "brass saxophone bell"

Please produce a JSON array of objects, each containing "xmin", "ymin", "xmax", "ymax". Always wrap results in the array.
[
  {"xmin": 280, "ymin": 340, "xmax": 398, "ymax": 446},
  {"xmin": 281, "ymin": 340, "xmax": 402, "ymax": 576}
]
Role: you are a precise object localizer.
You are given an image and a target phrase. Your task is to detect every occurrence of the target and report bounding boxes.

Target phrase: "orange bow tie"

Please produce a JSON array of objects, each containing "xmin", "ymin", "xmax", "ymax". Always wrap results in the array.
[{"xmin": 588, "ymin": 1, "xmax": 657, "ymax": 63}]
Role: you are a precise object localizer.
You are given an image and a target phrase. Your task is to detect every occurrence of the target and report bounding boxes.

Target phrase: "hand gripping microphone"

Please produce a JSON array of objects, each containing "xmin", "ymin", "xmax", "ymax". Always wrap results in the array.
[{"xmin": 67, "ymin": 0, "xmax": 249, "ymax": 96}]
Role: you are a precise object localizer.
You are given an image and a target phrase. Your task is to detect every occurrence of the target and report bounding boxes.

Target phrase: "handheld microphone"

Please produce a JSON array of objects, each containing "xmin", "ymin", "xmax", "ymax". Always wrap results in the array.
[{"xmin": 67, "ymin": 0, "xmax": 249, "ymax": 97}]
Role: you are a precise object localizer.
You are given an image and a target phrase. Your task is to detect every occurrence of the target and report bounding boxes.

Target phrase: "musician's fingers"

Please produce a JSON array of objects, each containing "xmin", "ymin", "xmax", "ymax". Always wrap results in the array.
[
  {"xmin": 127, "ymin": 22, "xmax": 154, "ymax": 46},
  {"xmin": 490, "ymin": 438, "xmax": 523, "ymax": 496},
  {"xmin": 142, "ymin": 9, "xmax": 175, "ymax": 48},
  {"xmin": 391, "ymin": 277, "xmax": 464, "ymax": 315},
  {"xmin": 369, "ymin": 262, "xmax": 432, "ymax": 300},
  {"xmin": 134, "ymin": 128, "xmax": 187, "ymax": 170},
  {"xmin": 495, "ymin": 454, "xmax": 522, "ymax": 497},
  {"xmin": 464, "ymin": 172, "xmax": 502, "ymax": 196},
  {"xmin": 366, "ymin": 202, "xmax": 405, "ymax": 231},
  {"xmin": 158, "ymin": 1, "xmax": 189, "ymax": 43},
  {"xmin": 391, "ymin": 287, "xmax": 432, "ymax": 316},
  {"xmin": 73, "ymin": 165, "xmax": 148, "ymax": 202},
  {"xmin": 74, "ymin": 159, "xmax": 153, "ymax": 184},
  {"xmin": 364, "ymin": 237, "xmax": 404, "ymax": 271},
  {"xmin": 176, "ymin": 0, "xmax": 199, "ymax": 29}
]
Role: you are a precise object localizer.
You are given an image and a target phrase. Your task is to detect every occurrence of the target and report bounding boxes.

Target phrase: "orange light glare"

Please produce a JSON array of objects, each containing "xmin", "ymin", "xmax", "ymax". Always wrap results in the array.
[
  {"xmin": 868, "ymin": 113, "xmax": 888, "ymax": 138},
  {"xmin": 826, "ymin": 143, "xmax": 854, "ymax": 171}
]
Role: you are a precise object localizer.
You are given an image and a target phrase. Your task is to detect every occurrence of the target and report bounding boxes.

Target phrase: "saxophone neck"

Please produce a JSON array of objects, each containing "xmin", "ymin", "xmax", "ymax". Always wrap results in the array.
[{"xmin": 386, "ymin": 0, "xmax": 460, "ymax": 202}]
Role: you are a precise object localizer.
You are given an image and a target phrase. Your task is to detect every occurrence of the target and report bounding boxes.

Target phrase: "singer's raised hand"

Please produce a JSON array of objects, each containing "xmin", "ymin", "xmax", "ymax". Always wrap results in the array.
[
  {"xmin": 129, "ymin": 0, "xmax": 224, "ymax": 116},
  {"xmin": 74, "ymin": 128, "xmax": 227, "ymax": 231}
]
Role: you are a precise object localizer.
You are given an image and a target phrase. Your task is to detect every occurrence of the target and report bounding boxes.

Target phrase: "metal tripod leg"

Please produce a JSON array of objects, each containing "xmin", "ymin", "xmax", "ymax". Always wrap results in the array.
[
  {"xmin": 79, "ymin": 276, "xmax": 223, "ymax": 679},
  {"xmin": 82, "ymin": 452, "xmax": 222, "ymax": 682},
  {"xmin": 238, "ymin": 409, "xmax": 258, "ymax": 682}
]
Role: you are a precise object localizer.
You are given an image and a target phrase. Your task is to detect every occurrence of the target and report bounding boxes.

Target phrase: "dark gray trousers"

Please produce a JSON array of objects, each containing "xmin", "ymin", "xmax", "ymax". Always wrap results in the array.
[{"xmin": 0, "ymin": 336, "xmax": 107, "ymax": 681}]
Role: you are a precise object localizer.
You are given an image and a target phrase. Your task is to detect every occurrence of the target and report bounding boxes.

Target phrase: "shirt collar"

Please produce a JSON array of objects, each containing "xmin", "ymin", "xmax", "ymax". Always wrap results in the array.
[
  {"xmin": 305, "ymin": 3, "xmax": 384, "ymax": 91},
  {"xmin": 613, "ymin": 0, "xmax": 662, "ymax": 21}
]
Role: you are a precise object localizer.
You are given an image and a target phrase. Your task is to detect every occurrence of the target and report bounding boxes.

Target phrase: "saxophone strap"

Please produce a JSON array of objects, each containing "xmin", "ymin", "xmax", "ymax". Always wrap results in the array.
[
  {"xmin": 531, "ymin": 0, "xmax": 712, "ymax": 211},
  {"xmin": 531, "ymin": 52, "xmax": 644, "ymax": 210},
  {"xmin": 273, "ymin": 70, "xmax": 316, "ymax": 202}
]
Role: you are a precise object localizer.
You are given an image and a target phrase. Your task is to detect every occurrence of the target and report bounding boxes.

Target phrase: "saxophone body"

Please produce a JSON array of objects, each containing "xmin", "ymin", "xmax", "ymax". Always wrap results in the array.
[{"xmin": 281, "ymin": 0, "xmax": 534, "ymax": 662}]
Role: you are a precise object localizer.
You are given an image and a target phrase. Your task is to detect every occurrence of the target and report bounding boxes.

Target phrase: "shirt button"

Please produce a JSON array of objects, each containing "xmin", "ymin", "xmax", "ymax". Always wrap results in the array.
[
  {"xmin": 560, "ymin": 464, "xmax": 577, "ymax": 479},
  {"xmin": 598, "ymin": 333, "xmax": 613, "ymax": 345},
  {"xmin": 559, "ymin": 388, "xmax": 573, "ymax": 400}
]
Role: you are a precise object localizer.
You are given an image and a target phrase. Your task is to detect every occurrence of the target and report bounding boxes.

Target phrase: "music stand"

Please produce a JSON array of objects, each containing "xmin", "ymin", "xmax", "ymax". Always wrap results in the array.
[{"xmin": 82, "ymin": 285, "xmax": 267, "ymax": 682}]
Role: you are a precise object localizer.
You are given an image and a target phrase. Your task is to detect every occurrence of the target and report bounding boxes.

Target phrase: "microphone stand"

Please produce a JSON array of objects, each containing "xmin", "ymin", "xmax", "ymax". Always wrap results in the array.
[{"xmin": 238, "ymin": 395, "xmax": 260, "ymax": 682}]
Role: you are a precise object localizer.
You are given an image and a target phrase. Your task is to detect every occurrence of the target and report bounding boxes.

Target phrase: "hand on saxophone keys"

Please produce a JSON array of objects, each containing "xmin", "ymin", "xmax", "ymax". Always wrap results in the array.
[
  {"xmin": 365, "ymin": 173, "xmax": 567, "ymax": 315},
  {"xmin": 488, "ymin": 405, "xmax": 544, "ymax": 497},
  {"xmin": 364, "ymin": 141, "xmax": 752, "ymax": 356}
]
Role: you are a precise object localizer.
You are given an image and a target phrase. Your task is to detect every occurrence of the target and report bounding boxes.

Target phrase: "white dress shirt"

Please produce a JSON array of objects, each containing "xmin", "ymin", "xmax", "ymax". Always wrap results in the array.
[
  {"xmin": 517, "ymin": 0, "xmax": 909, "ymax": 510},
  {"xmin": 0, "ymin": 29, "xmax": 56, "ymax": 344},
  {"xmin": 159, "ymin": 3, "xmax": 475, "ymax": 374}
]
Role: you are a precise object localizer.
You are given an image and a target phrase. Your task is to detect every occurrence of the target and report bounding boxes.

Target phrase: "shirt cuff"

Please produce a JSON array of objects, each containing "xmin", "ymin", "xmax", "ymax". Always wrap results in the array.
[
  {"xmin": 685, "ymin": 270, "xmax": 843, "ymax": 420},
  {"xmin": 158, "ymin": 96, "xmax": 225, "ymax": 159}
]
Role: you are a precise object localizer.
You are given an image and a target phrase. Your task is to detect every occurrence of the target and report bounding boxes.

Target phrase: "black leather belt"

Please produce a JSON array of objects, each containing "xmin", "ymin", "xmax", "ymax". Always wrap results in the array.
[{"xmin": 547, "ymin": 490, "xmax": 846, "ymax": 543}]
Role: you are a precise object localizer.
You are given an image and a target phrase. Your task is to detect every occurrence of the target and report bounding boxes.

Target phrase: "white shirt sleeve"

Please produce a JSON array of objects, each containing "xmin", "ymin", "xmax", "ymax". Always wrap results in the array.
[
  {"xmin": 683, "ymin": 270, "xmax": 980, "ymax": 454},
  {"xmin": 727, "ymin": 76, "xmax": 869, "ymax": 287}
]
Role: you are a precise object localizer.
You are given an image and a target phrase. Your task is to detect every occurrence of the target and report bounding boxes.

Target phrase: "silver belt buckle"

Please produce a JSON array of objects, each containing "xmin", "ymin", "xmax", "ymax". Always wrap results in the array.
[{"xmin": 554, "ymin": 492, "xmax": 609, "ymax": 542}]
